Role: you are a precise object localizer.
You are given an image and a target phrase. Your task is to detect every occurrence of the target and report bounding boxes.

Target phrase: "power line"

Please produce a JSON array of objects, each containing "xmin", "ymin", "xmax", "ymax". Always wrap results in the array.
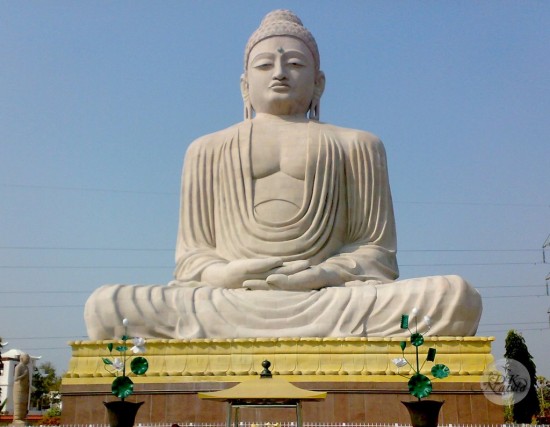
[
  {"xmin": 0, "ymin": 262, "xmax": 542, "ymax": 269},
  {"xmin": 401, "ymin": 262, "xmax": 541, "ymax": 267},
  {"xmin": 478, "ymin": 327, "xmax": 550, "ymax": 333},
  {"xmin": 0, "ymin": 283, "xmax": 546, "ymax": 295},
  {"xmin": 20, "ymin": 346, "xmax": 76, "ymax": 351},
  {"xmin": 3, "ymin": 183, "xmax": 547, "ymax": 207},
  {"xmin": 400, "ymin": 249, "xmax": 540, "ymax": 253},
  {"xmin": 476, "ymin": 284, "xmax": 545, "ymax": 289},
  {"xmin": 0, "ymin": 246, "xmax": 172, "ymax": 252},
  {"xmin": 482, "ymin": 295, "xmax": 548, "ymax": 299},
  {"xmin": 0, "ymin": 245, "xmax": 541, "ymax": 253},
  {"xmin": 7, "ymin": 323, "xmax": 549, "ymax": 340},
  {"xmin": 1, "ymin": 183, "xmax": 177, "ymax": 196},
  {"xmin": 6, "ymin": 336, "xmax": 87, "ymax": 340},
  {"xmin": 1, "ymin": 291, "xmax": 548, "ymax": 308},
  {"xmin": 0, "ymin": 265, "xmax": 172, "ymax": 269},
  {"xmin": 0, "ymin": 290, "xmax": 93, "ymax": 294},
  {"xmin": 0, "ymin": 305, "xmax": 83, "ymax": 309},
  {"xmin": 480, "ymin": 321, "xmax": 548, "ymax": 326},
  {"xmin": 11, "ymin": 322, "xmax": 546, "ymax": 335},
  {"xmin": 394, "ymin": 200, "xmax": 549, "ymax": 208}
]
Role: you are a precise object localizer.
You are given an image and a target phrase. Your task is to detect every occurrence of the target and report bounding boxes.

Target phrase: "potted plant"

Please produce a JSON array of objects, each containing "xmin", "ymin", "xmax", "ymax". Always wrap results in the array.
[
  {"xmin": 392, "ymin": 309, "xmax": 450, "ymax": 427},
  {"xmin": 102, "ymin": 318, "xmax": 149, "ymax": 427}
]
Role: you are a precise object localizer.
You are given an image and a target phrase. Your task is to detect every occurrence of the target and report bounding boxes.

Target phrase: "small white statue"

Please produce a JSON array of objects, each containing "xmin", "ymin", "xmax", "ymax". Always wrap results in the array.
[{"xmin": 12, "ymin": 353, "xmax": 30, "ymax": 425}]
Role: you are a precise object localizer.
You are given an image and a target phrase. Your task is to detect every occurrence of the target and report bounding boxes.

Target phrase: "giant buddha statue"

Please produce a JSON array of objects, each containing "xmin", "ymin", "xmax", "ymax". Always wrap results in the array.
[{"xmin": 85, "ymin": 10, "xmax": 481, "ymax": 340}]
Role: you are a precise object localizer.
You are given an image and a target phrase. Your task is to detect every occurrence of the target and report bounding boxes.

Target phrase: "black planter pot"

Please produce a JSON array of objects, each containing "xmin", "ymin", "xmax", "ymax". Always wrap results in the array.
[
  {"xmin": 402, "ymin": 400, "xmax": 444, "ymax": 427},
  {"xmin": 104, "ymin": 401, "xmax": 144, "ymax": 427}
]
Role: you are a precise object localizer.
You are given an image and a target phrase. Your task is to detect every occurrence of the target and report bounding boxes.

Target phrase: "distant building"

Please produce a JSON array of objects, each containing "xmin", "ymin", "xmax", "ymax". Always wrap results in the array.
[{"xmin": 0, "ymin": 349, "xmax": 41, "ymax": 414}]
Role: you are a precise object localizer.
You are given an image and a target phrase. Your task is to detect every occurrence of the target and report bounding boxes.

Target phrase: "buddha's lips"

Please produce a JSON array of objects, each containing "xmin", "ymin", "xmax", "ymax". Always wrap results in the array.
[{"xmin": 269, "ymin": 82, "xmax": 290, "ymax": 89}]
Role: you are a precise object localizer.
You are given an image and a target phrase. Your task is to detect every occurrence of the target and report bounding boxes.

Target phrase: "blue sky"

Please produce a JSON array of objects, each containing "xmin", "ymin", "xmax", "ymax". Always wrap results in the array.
[{"xmin": 1, "ymin": 1, "xmax": 549, "ymax": 381}]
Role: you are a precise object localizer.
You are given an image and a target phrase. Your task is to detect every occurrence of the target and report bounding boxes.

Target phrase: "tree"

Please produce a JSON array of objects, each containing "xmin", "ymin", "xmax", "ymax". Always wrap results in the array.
[
  {"xmin": 537, "ymin": 376, "xmax": 550, "ymax": 421},
  {"xmin": 31, "ymin": 362, "xmax": 61, "ymax": 410},
  {"xmin": 504, "ymin": 330, "xmax": 540, "ymax": 423},
  {"xmin": 0, "ymin": 338, "xmax": 4, "ymax": 408}
]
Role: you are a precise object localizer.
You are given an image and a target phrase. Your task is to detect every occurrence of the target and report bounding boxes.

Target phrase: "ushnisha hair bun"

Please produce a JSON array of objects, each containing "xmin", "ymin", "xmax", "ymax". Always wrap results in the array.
[{"xmin": 244, "ymin": 9, "xmax": 320, "ymax": 71}]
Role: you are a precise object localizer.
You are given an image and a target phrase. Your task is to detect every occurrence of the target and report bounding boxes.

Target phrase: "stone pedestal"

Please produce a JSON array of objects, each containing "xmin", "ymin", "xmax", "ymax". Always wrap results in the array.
[{"xmin": 61, "ymin": 337, "xmax": 503, "ymax": 425}]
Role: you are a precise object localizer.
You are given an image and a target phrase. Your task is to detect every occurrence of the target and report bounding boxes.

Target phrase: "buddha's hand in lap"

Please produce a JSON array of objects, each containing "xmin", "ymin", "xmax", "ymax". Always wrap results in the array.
[
  {"xmin": 202, "ymin": 258, "xmax": 310, "ymax": 289},
  {"xmin": 245, "ymin": 264, "xmax": 344, "ymax": 291}
]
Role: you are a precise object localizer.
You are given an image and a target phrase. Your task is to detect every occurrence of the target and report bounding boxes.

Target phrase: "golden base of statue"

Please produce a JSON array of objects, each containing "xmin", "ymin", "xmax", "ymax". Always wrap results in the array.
[{"xmin": 61, "ymin": 337, "xmax": 503, "ymax": 425}]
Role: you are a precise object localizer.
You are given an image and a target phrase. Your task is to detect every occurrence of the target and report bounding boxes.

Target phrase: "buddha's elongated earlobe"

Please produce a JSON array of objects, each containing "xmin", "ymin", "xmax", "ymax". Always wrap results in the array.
[
  {"xmin": 309, "ymin": 92, "xmax": 321, "ymax": 120},
  {"xmin": 240, "ymin": 74, "xmax": 253, "ymax": 120},
  {"xmin": 309, "ymin": 71, "xmax": 325, "ymax": 121}
]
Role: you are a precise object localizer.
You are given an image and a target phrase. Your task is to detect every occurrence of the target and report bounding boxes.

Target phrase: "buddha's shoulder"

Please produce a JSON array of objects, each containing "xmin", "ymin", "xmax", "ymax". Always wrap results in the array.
[
  {"xmin": 186, "ymin": 122, "xmax": 244, "ymax": 153},
  {"xmin": 314, "ymin": 122, "xmax": 385, "ymax": 151}
]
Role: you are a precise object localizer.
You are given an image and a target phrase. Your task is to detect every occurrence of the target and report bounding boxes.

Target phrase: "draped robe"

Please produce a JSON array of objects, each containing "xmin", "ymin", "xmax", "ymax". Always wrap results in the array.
[
  {"xmin": 175, "ymin": 120, "xmax": 399, "ymax": 284},
  {"xmin": 85, "ymin": 121, "xmax": 482, "ymax": 340}
]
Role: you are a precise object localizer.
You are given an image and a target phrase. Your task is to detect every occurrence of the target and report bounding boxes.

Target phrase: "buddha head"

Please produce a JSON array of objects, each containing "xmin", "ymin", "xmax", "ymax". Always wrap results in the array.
[{"xmin": 241, "ymin": 10, "xmax": 325, "ymax": 120}]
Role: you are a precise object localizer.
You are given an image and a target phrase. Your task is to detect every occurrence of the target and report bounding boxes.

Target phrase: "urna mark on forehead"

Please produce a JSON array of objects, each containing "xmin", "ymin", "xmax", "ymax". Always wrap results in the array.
[
  {"xmin": 244, "ymin": 9, "xmax": 320, "ymax": 71},
  {"xmin": 247, "ymin": 36, "xmax": 316, "ymax": 68}
]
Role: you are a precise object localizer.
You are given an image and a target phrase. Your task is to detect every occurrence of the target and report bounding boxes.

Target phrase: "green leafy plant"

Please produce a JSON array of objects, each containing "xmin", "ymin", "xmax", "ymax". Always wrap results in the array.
[
  {"xmin": 393, "ymin": 309, "xmax": 449, "ymax": 400},
  {"xmin": 40, "ymin": 407, "xmax": 62, "ymax": 426},
  {"xmin": 102, "ymin": 318, "xmax": 149, "ymax": 400}
]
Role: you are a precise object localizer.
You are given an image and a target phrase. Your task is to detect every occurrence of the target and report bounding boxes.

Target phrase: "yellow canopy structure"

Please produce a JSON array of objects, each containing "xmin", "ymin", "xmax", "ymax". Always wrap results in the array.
[
  {"xmin": 199, "ymin": 376, "xmax": 327, "ymax": 402},
  {"xmin": 199, "ymin": 361, "xmax": 326, "ymax": 427}
]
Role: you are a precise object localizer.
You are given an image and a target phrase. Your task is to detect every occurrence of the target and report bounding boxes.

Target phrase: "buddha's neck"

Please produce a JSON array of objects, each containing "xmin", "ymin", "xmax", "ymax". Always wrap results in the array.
[{"xmin": 253, "ymin": 113, "xmax": 309, "ymax": 124}]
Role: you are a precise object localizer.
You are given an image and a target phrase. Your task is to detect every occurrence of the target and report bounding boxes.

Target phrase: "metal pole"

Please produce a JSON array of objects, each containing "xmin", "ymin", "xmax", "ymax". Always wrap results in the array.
[
  {"xmin": 296, "ymin": 402, "xmax": 303, "ymax": 427},
  {"xmin": 226, "ymin": 403, "xmax": 232, "ymax": 427}
]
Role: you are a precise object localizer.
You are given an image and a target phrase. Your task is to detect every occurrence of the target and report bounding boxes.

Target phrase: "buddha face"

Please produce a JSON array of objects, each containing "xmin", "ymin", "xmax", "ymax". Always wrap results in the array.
[{"xmin": 245, "ymin": 36, "xmax": 323, "ymax": 116}]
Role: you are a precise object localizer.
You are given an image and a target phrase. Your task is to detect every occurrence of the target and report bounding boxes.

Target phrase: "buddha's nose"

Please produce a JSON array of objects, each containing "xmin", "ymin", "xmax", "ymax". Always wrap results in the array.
[{"xmin": 273, "ymin": 62, "xmax": 287, "ymax": 80}]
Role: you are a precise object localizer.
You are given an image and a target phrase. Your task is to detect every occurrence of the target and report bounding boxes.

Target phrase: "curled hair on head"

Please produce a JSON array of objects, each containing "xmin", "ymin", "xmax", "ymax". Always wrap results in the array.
[{"xmin": 244, "ymin": 9, "xmax": 320, "ymax": 72}]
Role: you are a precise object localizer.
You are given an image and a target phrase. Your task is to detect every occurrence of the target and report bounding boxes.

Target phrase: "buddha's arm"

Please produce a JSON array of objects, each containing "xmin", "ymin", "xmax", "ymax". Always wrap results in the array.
[
  {"xmin": 322, "ymin": 135, "xmax": 399, "ymax": 283},
  {"xmin": 173, "ymin": 137, "xmax": 228, "ymax": 283}
]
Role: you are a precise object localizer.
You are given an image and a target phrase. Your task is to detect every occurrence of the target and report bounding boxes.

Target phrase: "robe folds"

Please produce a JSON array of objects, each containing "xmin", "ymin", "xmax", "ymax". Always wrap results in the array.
[
  {"xmin": 85, "ymin": 120, "xmax": 482, "ymax": 340},
  {"xmin": 174, "ymin": 120, "xmax": 399, "ymax": 284}
]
